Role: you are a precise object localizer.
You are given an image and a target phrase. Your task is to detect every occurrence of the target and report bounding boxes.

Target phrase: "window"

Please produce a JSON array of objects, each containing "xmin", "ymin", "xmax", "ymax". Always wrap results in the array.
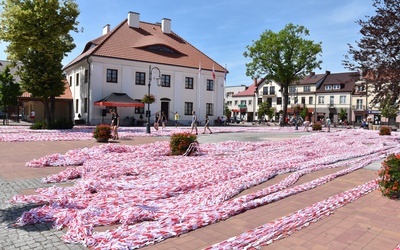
[
  {"xmin": 184, "ymin": 102, "xmax": 193, "ymax": 115},
  {"xmin": 75, "ymin": 99, "xmax": 79, "ymax": 113},
  {"xmin": 226, "ymin": 92, "xmax": 234, "ymax": 97},
  {"xmin": 270, "ymin": 86, "xmax": 275, "ymax": 95},
  {"xmin": 249, "ymin": 100, "xmax": 252, "ymax": 105},
  {"xmin": 309, "ymin": 96, "xmax": 313, "ymax": 105},
  {"xmin": 318, "ymin": 96, "xmax": 325, "ymax": 104},
  {"xmin": 263, "ymin": 87, "xmax": 268, "ymax": 95},
  {"xmin": 289, "ymin": 86, "xmax": 297, "ymax": 93},
  {"xmin": 84, "ymin": 69, "xmax": 88, "ymax": 83},
  {"xmin": 69, "ymin": 76, "xmax": 72, "ymax": 87},
  {"xmin": 75, "ymin": 73, "xmax": 79, "ymax": 86},
  {"xmin": 234, "ymin": 100, "xmax": 238, "ymax": 105},
  {"xmin": 340, "ymin": 95, "xmax": 346, "ymax": 104},
  {"xmin": 258, "ymin": 98, "xmax": 262, "ymax": 105},
  {"xmin": 277, "ymin": 97, "xmax": 282, "ymax": 105},
  {"xmin": 206, "ymin": 103, "xmax": 213, "ymax": 116},
  {"xmin": 333, "ymin": 84, "xmax": 341, "ymax": 90},
  {"xmin": 161, "ymin": 75, "xmax": 171, "ymax": 87},
  {"xmin": 206, "ymin": 79, "xmax": 214, "ymax": 91},
  {"xmin": 226, "ymin": 101, "xmax": 232, "ymax": 106},
  {"xmin": 84, "ymin": 98, "xmax": 88, "ymax": 113},
  {"xmin": 107, "ymin": 69, "xmax": 118, "ymax": 83},
  {"xmin": 356, "ymin": 99, "xmax": 363, "ymax": 110},
  {"xmin": 240, "ymin": 100, "xmax": 246, "ymax": 105},
  {"xmin": 301, "ymin": 97, "xmax": 306, "ymax": 104},
  {"xmin": 185, "ymin": 77, "xmax": 194, "ymax": 89},
  {"xmin": 135, "ymin": 72, "xmax": 146, "ymax": 85},
  {"xmin": 135, "ymin": 107, "xmax": 144, "ymax": 114},
  {"xmin": 303, "ymin": 86, "xmax": 311, "ymax": 92},
  {"xmin": 324, "ymin": 85, "xmax": 332, "ymax": 90}
]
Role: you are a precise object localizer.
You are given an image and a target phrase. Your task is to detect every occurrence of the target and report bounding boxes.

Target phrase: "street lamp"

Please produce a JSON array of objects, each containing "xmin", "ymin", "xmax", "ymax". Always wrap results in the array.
[{"xmin": 146, "ymin": 65, "xmax": 161, "ymax": 134}]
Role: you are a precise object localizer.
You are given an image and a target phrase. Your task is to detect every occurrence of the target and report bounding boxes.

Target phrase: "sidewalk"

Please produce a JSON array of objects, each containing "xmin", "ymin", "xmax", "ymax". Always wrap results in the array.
[{"xmin": 0, "ymin": 131, "xmax": 399, "ymax": 250}]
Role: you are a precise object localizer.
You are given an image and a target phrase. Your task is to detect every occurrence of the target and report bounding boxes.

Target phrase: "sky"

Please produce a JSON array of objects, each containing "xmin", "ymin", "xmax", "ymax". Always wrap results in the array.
[{"xmin": 0, "ymin": 0, "xmax": 377, "ymax": 86}]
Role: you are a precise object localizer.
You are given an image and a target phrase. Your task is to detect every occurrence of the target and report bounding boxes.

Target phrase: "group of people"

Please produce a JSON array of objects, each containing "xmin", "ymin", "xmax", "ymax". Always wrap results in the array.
[
  {"xmin": 153, "ymin": 111, "xmax": 168, "ymax": 131},
  {"xmin": 190, "ymin": 111, "xmax": 212, "ymax": 135}
]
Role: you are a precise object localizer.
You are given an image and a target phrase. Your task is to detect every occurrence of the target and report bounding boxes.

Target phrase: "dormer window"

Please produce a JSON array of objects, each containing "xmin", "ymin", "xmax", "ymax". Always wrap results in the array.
[
  {"xmin": 325, "ymin": 85, "xmax": 332, "ymax": 90},
  {"xmin": 333, "ymin": 84, "xmax": 341, "ymax": 90},
  {"xmin": 146, "ymin": 45, "xmax": 178, "ymax": 54}
]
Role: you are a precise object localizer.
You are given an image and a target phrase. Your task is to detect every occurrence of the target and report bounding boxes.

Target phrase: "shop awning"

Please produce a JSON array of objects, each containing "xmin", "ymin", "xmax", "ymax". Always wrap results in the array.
[
  {"xmin": 94, "ymin": 92, "xmax": 144, "ymax": 107},
  {"xmin": 232, "ymin": 109, "xmax": 240, "ymax": 112}
]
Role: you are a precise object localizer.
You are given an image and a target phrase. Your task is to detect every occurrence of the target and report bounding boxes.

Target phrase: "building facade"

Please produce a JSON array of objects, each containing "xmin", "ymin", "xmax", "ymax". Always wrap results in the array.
[{"xmin": 63, "ymin": 12, "xmax": 227, "ymax": 126}]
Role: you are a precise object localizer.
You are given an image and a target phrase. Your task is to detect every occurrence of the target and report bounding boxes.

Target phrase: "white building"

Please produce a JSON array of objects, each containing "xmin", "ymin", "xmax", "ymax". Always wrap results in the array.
[{"xmin": 63, "ymin": 12, "xmax": 227, "ymax": 125}]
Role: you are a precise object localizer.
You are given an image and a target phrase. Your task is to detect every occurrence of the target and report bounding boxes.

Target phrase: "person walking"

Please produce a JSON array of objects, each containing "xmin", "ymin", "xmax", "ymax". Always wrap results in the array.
[
  {"xmin": 174, "ymin": 111, "xmax": 180, "ymax": 127},
  {"xmin": 110, "ymin": 109, "xmax": 120, "ymax": 139},
  {"xmin": 154, "ymin": 112, "xmax": 160, "ymax": 131},
  {"xmin": 202, "ymin": 115, "xmax": 212, "ymax": 134},
  {"xmin": 190, "ymin": 111, "xmax": 198, "ymax": 135}
]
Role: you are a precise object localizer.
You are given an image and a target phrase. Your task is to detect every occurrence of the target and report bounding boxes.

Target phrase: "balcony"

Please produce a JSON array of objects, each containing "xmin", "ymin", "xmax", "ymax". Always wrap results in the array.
[{"xmin": 352, "ymin": 105, "xmax": 366, "ymax": 111}]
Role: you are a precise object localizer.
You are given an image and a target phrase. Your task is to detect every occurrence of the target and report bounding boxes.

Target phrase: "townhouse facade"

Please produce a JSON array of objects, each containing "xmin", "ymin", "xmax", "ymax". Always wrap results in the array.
[
  {"xmin": 63, "ymin": 12, "xmax": 227, "ymax": 126},
  {"xmin": 225, "ymin": 71, "xmax": 394, "ymax": 126}
]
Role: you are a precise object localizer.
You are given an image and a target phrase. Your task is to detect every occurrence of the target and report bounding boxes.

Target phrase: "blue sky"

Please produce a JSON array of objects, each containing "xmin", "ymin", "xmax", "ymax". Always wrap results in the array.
[{"xmin": 0, "ymin": 0, "xmax": 376, "ymax": 86}]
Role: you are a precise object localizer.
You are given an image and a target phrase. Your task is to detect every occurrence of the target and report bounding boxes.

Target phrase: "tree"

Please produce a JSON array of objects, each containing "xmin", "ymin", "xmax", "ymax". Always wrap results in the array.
[
  {"xmin": 0, "ymin": 0, "xmax": 80, "ymax": 125},
  {"xmin": 244, "ymin": 23, "xmax": 322, "ymax": 125},
  {"xmin": 380, "ymin": 95, "xmax": 398, "ymax": 126},
  {"xmin": 224, "ymin": 105, "xmax": 231, "ymax": 120},
  {"xmin": 257, "ymin": 101, "xmax": 274, "ymax": 121},
  {"xmin": 344, "ymin": 0, "xmax": 400, "ymax": 107},
  {"xmin": 0, "ymin": 65, "xmax": 21, "ymax": 124},
  {"xmin": 338, "ymin": 108, "xmax": 347, "ymax": 122}
]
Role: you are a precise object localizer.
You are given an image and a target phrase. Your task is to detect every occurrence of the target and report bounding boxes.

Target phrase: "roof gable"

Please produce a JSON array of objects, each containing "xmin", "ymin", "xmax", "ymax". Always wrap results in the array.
[{"xmin": 64, "ymin": 15, "xmax": 226, "ymax": 73}]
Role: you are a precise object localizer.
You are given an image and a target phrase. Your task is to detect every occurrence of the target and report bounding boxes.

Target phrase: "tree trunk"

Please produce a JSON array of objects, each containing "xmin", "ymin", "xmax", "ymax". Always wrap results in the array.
[{"xmin": 282, "ymin": 85, "xmax": 289, "ymax": 125}]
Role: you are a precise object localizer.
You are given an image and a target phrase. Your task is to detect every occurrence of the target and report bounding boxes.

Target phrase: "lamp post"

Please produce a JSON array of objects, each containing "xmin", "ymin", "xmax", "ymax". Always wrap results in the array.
[{"xmin": 146, "ymin": 65, "xmax": 161, "ymax": 134}]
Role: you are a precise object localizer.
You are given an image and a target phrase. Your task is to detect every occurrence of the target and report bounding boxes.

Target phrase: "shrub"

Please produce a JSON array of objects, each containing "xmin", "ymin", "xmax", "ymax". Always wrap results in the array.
[
  {"xmin": 30, "ymin": 121, "xmax": 47, "ymax": 130},
  {"xmin": 93, "ymin": 124, "xmax": 112, "ymax": 140},
  {"xmin": 170, "ymin": 132, "xmax": 197, "ymax": 155},
  {"xmin": 377, "ymin": 154, "xmax": 400, "ymax": 199},
  {"xmin": 379, "ymin": 126, "xmax": 391, "ymax": 136},
  {"xmin": 312, "ymin": 122, "xmax": 322, "ymax": 131}
]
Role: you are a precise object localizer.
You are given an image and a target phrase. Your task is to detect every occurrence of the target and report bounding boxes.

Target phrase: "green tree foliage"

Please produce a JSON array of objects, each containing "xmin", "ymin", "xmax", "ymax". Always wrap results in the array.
[
  {"xmin": 380, "ymin": 95, "xmax": 398, "ymax": 126},
  {"xmin": 0, "ymin": 0, "xmax": 80, "ymax": 125},
  {"xmin": 224, "ymin": 105, "xmax": 231, "ymax": 120},
  {"xmin": 344, "ymin": 0, "xmax": 400, "ymax": 106},
  {"xmin": 244, "ymin": 23, "xmax": 322, "ymax": 124},
  {"xmin": 338, "ymin": 108, "xmax": 347, "ymax": 122},
  {"xmin": 258, "ymin": 101, "xmax": 274, "ymax": 121},
  {"xmin": 0, "ymin": 65, "xmax": 21, "ymax": 116}
]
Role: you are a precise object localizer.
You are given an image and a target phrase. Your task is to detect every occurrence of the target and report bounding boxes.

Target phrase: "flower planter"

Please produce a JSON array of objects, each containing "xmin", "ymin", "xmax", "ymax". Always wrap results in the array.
[{"xmin": 96, "ymin": 137, "xmax": 109, "ymax": 143}]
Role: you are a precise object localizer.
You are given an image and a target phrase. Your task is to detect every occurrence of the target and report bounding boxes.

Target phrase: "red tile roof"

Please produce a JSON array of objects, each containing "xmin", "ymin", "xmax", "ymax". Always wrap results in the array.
[
  {"xmin": 64, "ymin": 19, "xmax": 227, "ymax": 73},
  {"xmin": 233, "ymin": 83, "xmax": 257, "ymax": 97}
]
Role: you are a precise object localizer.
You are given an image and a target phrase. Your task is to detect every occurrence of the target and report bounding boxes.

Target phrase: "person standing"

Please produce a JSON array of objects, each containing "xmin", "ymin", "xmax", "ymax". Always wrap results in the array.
[
  {"xmin": 154, "ymin": 112, "xmax": 160, "ymax": 131},
  {"xmin": 202, "ymin": 115, "xmax": 212, "ymax": 134},
  {"xmin": 190, "ymin": 110, "xmax": 198, "ymax": 135},
  {"xmin": 110, "ymin": 109, "xmax": 120, "ymax": 139},
  {"xmin": 326, "ymin": 117, "xmax": 331, "ymax": 132},
  {"xmin": 161, "ymin": 111, "xmax": 167, "ymax": 129},
  {"xmin": 30, "ymin": 110, "xmax": 35, "ymax": 123},
  {"xmin": 174, "ymin": 111, "xmax": 180, "ymax": 127}
]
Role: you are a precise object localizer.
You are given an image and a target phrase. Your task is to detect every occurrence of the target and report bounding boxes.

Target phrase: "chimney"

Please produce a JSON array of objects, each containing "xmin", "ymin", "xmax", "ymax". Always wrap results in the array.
[
  {"xmin": 325, "ymin": 70, "xmax": 331, "ymax": 75},
  {"xmin": 254, "ymin": 78, "xmax": 257, "ymax": 85},
  {"xmin": 310, "ymin": 72, "xmax": 315, "ymax": 76},
  {"xmin": 102, "ymin": 24, "xmax": 110, "ymax": 35},
  {"xmin": 161, "ymin": 18, "xmax": 171, "ymax": 34},
  {"xmin": 128, "ymin": 11, "xmax": 140, "ymax": 29}
]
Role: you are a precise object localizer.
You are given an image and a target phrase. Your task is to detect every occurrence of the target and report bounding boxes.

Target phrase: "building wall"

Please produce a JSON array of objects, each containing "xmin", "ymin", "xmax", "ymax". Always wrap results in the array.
[{"xmin": 66, "ymin": 57, "xmax": 224, "ymax": 125}]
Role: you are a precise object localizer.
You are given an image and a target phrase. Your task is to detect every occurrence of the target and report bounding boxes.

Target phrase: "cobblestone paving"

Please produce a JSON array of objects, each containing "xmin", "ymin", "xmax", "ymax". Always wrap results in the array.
[{"xmin": 0, "ymin": 177, "xmax": 87, "ymax": 250}]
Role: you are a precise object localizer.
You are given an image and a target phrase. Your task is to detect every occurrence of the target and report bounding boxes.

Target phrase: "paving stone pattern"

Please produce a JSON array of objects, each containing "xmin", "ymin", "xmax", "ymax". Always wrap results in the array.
[{"xmin": 0, "ymin": 177, "xmax": 87, "ymax": 250}]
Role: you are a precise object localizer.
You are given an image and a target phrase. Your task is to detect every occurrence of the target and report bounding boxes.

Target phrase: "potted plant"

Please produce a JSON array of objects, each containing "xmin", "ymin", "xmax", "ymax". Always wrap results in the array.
[
  {"xmin": 377, "ymin": 153, "xmax": 400, "ymax": 199},
  {"xmin": 141, "ymin": 94, "xmax": 156, "ymax": 104},
  {"xmin": 93, "ymin": 124, "xmax": 112, "ymax": 142}
]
